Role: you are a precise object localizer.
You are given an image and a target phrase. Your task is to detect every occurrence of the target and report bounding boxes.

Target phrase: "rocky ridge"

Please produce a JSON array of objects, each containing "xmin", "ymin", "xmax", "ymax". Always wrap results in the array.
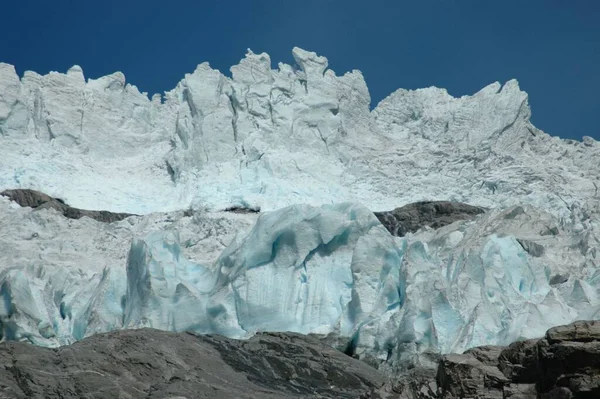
[
  {"xmin": 0, "ymin": 189, "xmax": 136, "ymax": 223},
  {"xmin": 392, "ymin": 320, "xmax": 600, "ymax": 398},
  {"xmin": 1, "ymin": 320, "xmax": 600, "ymax": 398},
  {"xmin": 374, "ymin": 201, "xmax": 486, "ymax": 237},
  {"xmin": 0, "ymin": 328, "xmax": 386, "ymax": 399}
]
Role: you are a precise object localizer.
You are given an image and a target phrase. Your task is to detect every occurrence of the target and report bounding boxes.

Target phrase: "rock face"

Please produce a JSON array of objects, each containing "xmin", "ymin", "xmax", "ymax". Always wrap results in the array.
[
  {"xmin": 496, "ymin": 321, "xmax": 600, "ymax": 397},
  {"xmin": 1, "ymin": 317, "xmax": 600, "ymax": 398},
  {"xmin": 437, "ymin": 353, "xmax": 509, "ymax": 398},
  {"xmin": 374, "ymin": 201, "xmax": 486, "ymax": 237},
  {"xmin": 0, "ymin": 329, "xmax": 388, "ymax": 399},
  {"xmin": 1, "ymin": 189, "xmax": 135, "ymax": 223},
  {"xmin": 391, "ymin": 320, "xmax": 600, "ymax": 398}
]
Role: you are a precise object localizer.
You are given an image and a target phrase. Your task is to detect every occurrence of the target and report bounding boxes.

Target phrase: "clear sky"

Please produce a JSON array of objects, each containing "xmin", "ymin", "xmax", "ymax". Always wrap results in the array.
[{"xmin": 2, "ymin": 0, "xmax": 598, "ymax": 140}]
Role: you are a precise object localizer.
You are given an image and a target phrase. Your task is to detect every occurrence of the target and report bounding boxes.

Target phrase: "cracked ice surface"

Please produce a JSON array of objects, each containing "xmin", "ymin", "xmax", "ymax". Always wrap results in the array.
[
  {"xmin": 0, "ymin": 200, "xmax": 407, "ymax": 367},
  {"xmin": 2, "ymin": 194, "xmax": 600, "ymax": 371},
  {"xmin": 1, "ymin": 48, "xmax": 598, "ymax": 216}
]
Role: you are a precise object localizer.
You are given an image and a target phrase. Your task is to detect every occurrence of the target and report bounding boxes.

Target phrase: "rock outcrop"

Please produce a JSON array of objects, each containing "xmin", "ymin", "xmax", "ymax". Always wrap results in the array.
[
  {"xmin": 3, "ymin": 320, "xmax": 600, "ymax": 398},
  {"xmin": 374, "ymin": 201, "xmax": 486, "ymax": 237},
  {"xmin": 390, "ymin": 320, "xmax": 600, "ymax": 398},
  {"xmin": 1, "ymin": 189, "xmax": 136, "ymax": 223},
  {"xmin": 0, "ymin": 329, "xmax": 388, "ymax": 399}
]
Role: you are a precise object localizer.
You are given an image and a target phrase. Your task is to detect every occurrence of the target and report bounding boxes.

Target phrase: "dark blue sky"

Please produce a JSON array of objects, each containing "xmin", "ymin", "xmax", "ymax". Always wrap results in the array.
[{"xmin": 2, "ymin": 0, "xmax": 598, "ymax": 140}]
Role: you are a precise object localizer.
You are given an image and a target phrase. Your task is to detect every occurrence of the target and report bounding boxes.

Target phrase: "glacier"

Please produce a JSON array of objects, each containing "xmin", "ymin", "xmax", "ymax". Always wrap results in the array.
[{"xmin": 1, "ymin": 47, "xmax": 599, "ymax": 372}]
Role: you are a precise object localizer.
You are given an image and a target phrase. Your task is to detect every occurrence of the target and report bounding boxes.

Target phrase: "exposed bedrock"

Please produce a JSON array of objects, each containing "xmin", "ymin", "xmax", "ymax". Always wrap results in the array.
[
  {"xmin": 374, "ymin": 200, "xmax": 486, "ymax": 237},
  {"xmin": 0, "ymin": 328, "xmax": 387, "ymax": 399},
  {"xmin": 391, "ymin": 320, "xmax": 600, "ymax": 398},
  {"xmin": 1, "ymin": 189, "xmax": 136, "ymax": 223},
  {"xmin": 2, "ymin": 321, "xmax": 600, "ymax": 398}
]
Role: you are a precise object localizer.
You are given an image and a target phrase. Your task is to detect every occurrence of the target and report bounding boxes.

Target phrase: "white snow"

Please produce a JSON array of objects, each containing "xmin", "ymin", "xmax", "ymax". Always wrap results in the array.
[{"xmin": 1, "ymin": 48, "xmax": 600, "ymax": 371}]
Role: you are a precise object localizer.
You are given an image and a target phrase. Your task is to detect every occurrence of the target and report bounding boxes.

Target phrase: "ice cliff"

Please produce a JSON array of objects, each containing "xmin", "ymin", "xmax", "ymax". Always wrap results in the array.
[
  {"xmin": 0, "ymin": 48, "xmax": 599, "ymax": 372},
  {"xmin": 2, "ymin": 47, "xmax": 598, "ymax": 215}
]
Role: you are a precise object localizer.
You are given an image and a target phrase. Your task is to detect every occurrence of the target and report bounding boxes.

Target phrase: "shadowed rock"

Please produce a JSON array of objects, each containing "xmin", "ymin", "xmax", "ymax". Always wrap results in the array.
[
  {"xmin": 0, "ymin": 329, "xmax": 388, "ymax": 399},
  {"xmin": 374, "ymin": 201, "xmax": 486, "ymax": 237},
  {"xmin": 223, "ymin": 205, "xmax": 261, "ymax": 214},
  {"xmin": 392, "ymin": 321, "xmax": 600, "ymax": 398},
  {"xmin": 437, "ymin": 353, "xmax": 509, "ymax": 398},
  {"xmin": 517, "ymin": 238, "xmax": 546, "ymax": 257},
  {"xmin": 1, "ymin": 189, "xmax": 136, "ymax": 223},
  {"xmin": 549, "ymin": 273, "xmax": 570, "ymax": 286},
  {"xmin": 2, "ymin": 321, "xmax": 600, "ymax": 398}
]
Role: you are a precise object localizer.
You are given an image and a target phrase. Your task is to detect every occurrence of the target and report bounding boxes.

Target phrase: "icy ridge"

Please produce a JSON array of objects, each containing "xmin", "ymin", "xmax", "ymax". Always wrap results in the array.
[{"xmin": 1, "ymin": 48, "xmax": 598, "ymax": 216}]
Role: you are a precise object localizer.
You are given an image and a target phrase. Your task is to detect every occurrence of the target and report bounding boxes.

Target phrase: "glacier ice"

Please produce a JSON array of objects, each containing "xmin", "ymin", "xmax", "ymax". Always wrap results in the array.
[
  {"xmin": 2, "ymin": 193, "xmax": 600, "ymax": 372},
  {"xmin": 1, "ymin": 48, "xmax": 598, "ymax": 216},
  {"xmin": 0, "ymin": 200, "xmax": 407, "ymax": 366},
  {"xmin": 1, "ymin": 47, "xmax": 600, "ymax": 372}
]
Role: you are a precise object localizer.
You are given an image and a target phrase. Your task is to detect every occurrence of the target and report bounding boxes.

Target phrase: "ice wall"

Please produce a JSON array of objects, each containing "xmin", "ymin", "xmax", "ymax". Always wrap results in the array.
[
  {"xmin": 2, "ymin": 195, "xmax": 599, "ymax": 372},
  {"xmin": 1, "ymin": 48, "xmax": 598, "ymax": 216}
]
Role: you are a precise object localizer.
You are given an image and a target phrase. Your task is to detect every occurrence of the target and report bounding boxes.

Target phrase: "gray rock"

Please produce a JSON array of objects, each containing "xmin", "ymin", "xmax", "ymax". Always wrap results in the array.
[
  {"xmin": 516, "ymin": 238, "xmax": 546, "ymax": 257},
  {"xmin": 495, "ymin": 321, "xmax": 600, "ymax": 397},
  {"xmin": 3, "ymin": 320, "xmax": 600, "ymax": 398},
  {"xmin": 498, "ymin": 339, "xmax": 540, "ymax": 383},
  {"xmin": 463, "ymin": 345, "xmax": 504, "ymax": 366},
  {"xmin": 434, "ymin": 320, "xmax": 600, "ymax": 397},
  {"xmin": 502, "ymin": 383, "xmax": 537, "ymax": 398},
  {"xmin": 223, "ymin": 206, "xmax": 260, "ymax": 214},
  {"xmin": 545, "ymin": 320, "xmax": 600, "ymax": 344},
  {"xmin": 538, "ymin": 386, "xmax": 574, "ymax": 399},
  {"xmin": 374, "ymin": 201, "xmax": 486, "ymax": 237},
  {"xmin": 1, "ymin": 189, "xmax": 136, "ymax": 223},
  {"xmin": 537, "ymin": 339, "xmax": 600, "ymax": 395},
  {"xmin": 436, "ymin": 353, "xmax": 508, "ymax": 398},
  {"xmin": 386, "ymin": 368, "xmax": 439, "ymax": 398},
  {"xmin": 0, "ymin": 328, "xmax": 389, "ymax": 399}
]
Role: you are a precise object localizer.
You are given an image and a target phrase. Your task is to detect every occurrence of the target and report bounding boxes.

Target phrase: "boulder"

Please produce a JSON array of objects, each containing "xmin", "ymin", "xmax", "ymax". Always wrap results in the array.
[{"xmin": 436, "ymin": 353, "xmax": 508, "ymax": 398}]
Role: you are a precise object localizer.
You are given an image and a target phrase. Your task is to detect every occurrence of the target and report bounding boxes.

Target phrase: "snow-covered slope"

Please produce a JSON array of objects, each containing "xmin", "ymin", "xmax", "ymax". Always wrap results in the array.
[{"xmin": 1, "ymin": 48, "xmax": 599, "ymax": 372}]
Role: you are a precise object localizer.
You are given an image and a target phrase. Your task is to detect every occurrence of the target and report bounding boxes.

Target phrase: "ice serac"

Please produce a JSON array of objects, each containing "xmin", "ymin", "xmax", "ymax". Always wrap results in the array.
[
  {"xmin": 164, "ymin": 47, "xmax": 372, "ymax": 211},
  {"xmin": 1, "ymin": 198, "xmax": 405, "ymax": 362},
  {"xmin": 1, "ymin": 188, "xmax": 600, "ymax": 372},
  {"xmin": 397, "ymin": 203, "xmax": 600, "ymax": 361},
  {"xmin": 1, "ymin": 48, "xmax": 598, "ymax": 216},
  {"xmin": 123, "ymin": 203, "xmax": 405, "ymax": 364}
]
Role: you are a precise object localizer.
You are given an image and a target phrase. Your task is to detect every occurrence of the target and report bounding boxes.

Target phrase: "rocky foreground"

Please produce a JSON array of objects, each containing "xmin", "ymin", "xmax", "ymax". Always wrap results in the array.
[
  {"xmin": 396, "ymin": 320, "xmax": 600, "ymax": 398},
  {"xmin": 0, "ymin": 321, "xmax": 598, "ymax": 398}
]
